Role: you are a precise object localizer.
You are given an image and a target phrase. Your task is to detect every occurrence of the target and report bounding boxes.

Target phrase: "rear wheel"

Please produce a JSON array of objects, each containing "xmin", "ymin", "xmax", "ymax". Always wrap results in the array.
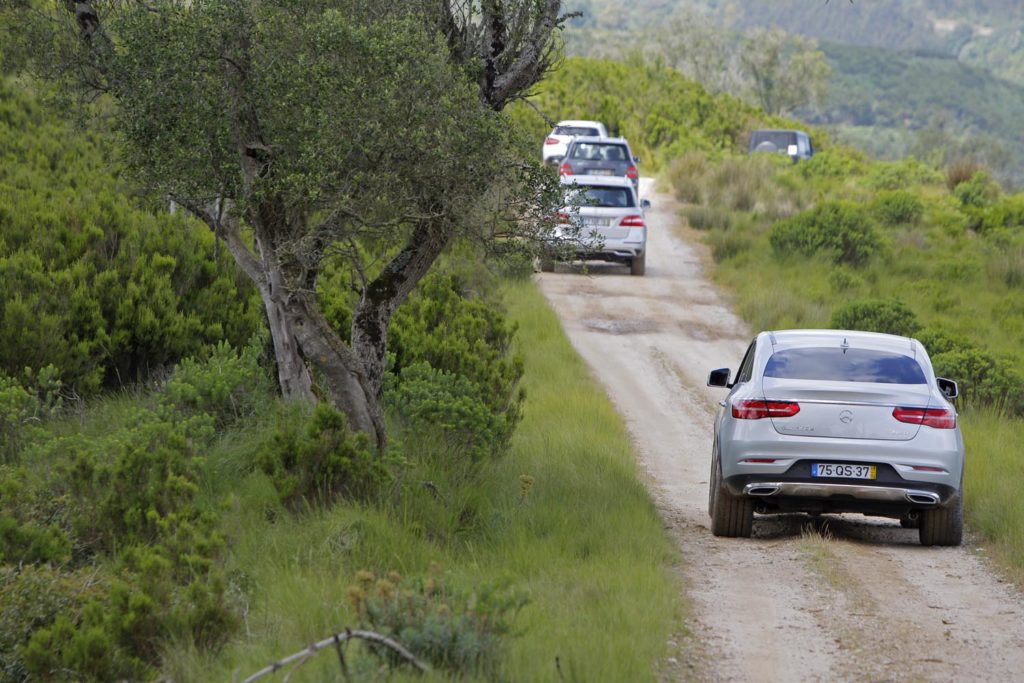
[
  {"xmin": 710, "ymin": 455, "xmax": 753, "ymax": 538},
  {"xmin": 919, "ymin": 491, "xmax": 963, "ymax": 546},
  {"xmin": 630, "ymin": 254, "xmax": 646, "ymax": 276}
]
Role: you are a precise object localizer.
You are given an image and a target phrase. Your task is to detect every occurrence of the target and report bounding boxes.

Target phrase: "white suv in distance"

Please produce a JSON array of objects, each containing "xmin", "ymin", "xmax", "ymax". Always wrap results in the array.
[
  {"xmin": 541, "ymin": 175, "xmax": 650, "ymax": 276},
  {"xmin": 542, "ymin": 120, "xmax": 609, "ymax": 166},
  {"xmin": 558, "ymin": 136, "xmax": 640, "ymax": 190},
  {"xmin": 707, "ymin": 329, "xmax": 964, "ymax": 546}
]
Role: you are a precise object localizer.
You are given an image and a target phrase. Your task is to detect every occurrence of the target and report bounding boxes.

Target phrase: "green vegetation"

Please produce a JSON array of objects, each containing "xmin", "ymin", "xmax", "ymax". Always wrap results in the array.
[
  {"xmin": 514, "ymin": 56, "xmax": 802, "ymax": 171},
  {"xmin": 669, "ymin": 139, "xmax": 1024, "ymax": 575}
]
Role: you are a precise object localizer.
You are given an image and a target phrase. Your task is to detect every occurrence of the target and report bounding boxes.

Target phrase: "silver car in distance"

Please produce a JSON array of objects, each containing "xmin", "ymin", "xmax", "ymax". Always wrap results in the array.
[{"xmin": 707, "ymin": 329, "xmax": 965, "ymax": 546}]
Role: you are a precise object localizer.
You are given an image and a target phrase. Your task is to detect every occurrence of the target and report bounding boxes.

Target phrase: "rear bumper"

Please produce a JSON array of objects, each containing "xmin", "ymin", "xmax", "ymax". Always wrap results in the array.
[{"xmin": 724, "ymin": 470, "xmax": 958, "ymax": 517}]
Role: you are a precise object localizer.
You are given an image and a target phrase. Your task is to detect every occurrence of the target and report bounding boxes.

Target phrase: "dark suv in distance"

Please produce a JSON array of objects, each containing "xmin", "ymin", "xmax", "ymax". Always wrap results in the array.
[
  {"xmin": 748, "ymin": 129, "xmax": 814, "ymax": 161},
  {"xmin": 559, "ymin": 137, "xmax": 640, "ymax": 189}
]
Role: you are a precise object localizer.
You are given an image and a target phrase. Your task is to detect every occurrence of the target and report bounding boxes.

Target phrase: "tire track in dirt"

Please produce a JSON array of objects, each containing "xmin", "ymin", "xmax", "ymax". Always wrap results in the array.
[{"xmin": 535, "ymin": 178, "xmax": 1024, "ymax": 682}]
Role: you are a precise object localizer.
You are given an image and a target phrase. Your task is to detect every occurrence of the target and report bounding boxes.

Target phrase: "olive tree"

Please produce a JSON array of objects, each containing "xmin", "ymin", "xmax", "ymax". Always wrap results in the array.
[{"xmin": 12, "ymin": 0, "xmax": 570, "ymax": 449}]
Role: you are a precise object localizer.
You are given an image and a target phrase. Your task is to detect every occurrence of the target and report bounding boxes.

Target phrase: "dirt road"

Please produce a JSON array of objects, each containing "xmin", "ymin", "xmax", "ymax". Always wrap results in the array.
[{"xmin": 536, "ymin": 178, "xmax": 1024, "ymax": 682}]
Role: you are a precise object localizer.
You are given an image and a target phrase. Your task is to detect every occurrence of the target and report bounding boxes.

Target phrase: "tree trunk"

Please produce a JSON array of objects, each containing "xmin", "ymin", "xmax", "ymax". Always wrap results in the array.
[{"xmin": 351, "ymin": 222, "xmax": 450, "ymax": 402}]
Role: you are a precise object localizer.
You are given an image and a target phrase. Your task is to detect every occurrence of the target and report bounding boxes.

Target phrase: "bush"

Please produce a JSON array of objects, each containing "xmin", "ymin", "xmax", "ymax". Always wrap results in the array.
[
  {"xmin": 161, "ymin": 336, "xmax": 272, "ymax": 427},
  {"xmin": 916, "ymin": 328, "xmax": 972, "ymax": 357},
  {"xmin": 389, "ymin": 273, "xmax": 524, "ymax": 430},
  {"xmin": 829, "ymin": 299, "xmax": 920, "ymax": 337},
  {"xmin": 867, "ymin": 158, "xmax": 943, "ymax": 190},
  {"xmin": 952, "ymin": 170, "xmax": 999, "ymax": 208},
  {"xmin": 666, "ymin": 152, "xmax": 708, "ymax": 204},
  {"xmin": 770, "ymin": 201, "xmax": 883, "ymax": 266},
  {"xmin": 258, "ymin": 403, "xmax": 388, "ymax": 508},
  {"xmin": 0, "ymin": 374, "xmax": 38, "ymax": 462},
  {"xmin": 797, "ymin": 146, "xmax": 868, "ymax": 180},
  {"xmin": 683, "ymin": 205, "xmax": 732, "ymax": 231},
  {"xmin": 706, "ymin": 228, "xmax": 755, "ymax": 263},
  {"xmin": 348, "ymin": 568, "xmax": 527, "ymax": 676},
  {"xmin": 946, "ymin": 158, "xmax": 986, "ymax": 190},
  {"xmin": 389, "ymin": 362, "xmax": 514, "ymax": 464},
  {"xmin": 931, "ymin": 348, "xmax": 1024, "ymax": 414},
  {"xmin": 872, "ymin": 190, "xmax": 924, "ymax": 226}
]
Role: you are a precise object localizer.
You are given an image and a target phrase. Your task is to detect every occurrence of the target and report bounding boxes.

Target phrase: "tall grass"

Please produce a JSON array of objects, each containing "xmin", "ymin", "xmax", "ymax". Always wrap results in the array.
[{"xmin": 161, "ymin": 280, "xmax": 683, "ymax": 681}]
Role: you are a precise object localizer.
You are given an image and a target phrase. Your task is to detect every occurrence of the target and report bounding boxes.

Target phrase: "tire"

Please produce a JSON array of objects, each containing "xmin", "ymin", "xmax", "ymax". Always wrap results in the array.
[
  {"xmin": 919, "ymin": 491, "xmax": 963, "ymax": 546},
  {"xmin": 710, "ymin": 454, "xmax": 753, "ymax": 538},
  {"xmin": 630, "ymin": 254, "xmax": 646, "ymax": 276}
]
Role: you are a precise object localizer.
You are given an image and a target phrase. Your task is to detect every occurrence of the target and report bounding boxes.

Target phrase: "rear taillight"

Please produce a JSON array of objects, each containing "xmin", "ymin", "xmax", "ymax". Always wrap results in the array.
[
  {"xmin": 620, "ymin": 215, "xmax": 645, "ymax": 227},
  {"xmin": 557, "ymin": 212, "xmax": 570, "ymax": 223},
  {"xmin": 626, "ymin": 165, "xmax": 638, "ymax": 179},
  {"xmin": 732, "ymin": 400, "xmax": 800, "ymax": 420},
  {"xmin": 545, "ymin": 137, "xmax": 560, "ymax": 145},
  {"xmin": 559, "ymin": 163, "xmax": 572, "ymax": 176},
  {"xmin": 892, "ymin": 407, "xmax": 956, "ymax": 429}
]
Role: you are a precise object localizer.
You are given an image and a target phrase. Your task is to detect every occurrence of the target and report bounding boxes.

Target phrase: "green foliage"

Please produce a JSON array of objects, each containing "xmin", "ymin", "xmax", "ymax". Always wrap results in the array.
[
  {"xmin": 770, "ymin": 201, "xmax": 883, "ymax": 266},
  {"xmin": 161, "ymin": 336, "xmax": 273, "ymax": 427},
  {"xmin": 953, "ymin": 171, "xmax": 1000, "ymax": 208},
  {"xmin": 348, "ymin": 569, "xmax": 527, "ymax": 675},
  {"xmin": 797, "ymin": 146, "xmax": 869, "ymax": 180},
  {"xmin": 0, "ymin": 80, "xmax": 261, "ymax": 397},
  {"xmin": 520, "ymin": 56, "xmax": 767, "ymax": 170},
  {"xmin": 829, "ymin": 299, "xmax": 921, "ymax": 337},
  {"xmin": 388, "ymin": 273, "xmax": 525, "ymax": 437},
  {"xmin": 0, "ymin": 374, "xmax": 39, "ymax": 462},
  {"xmin": 872, "ymin": 190, "xmax": 924, "ymax": 226},
  {"xmin": 931, "ymin": 348, "xmax": 1024, "ymax": 414},
  {"xmin": 258, "ymin": 403, "xmax": 386, "ymax": 508},
  {"xmin": 866, "ymin": 158, "xmax": 944, "ymax": 190},
  {"xmin": 389, "ymin": 362, "xmax": 514, "ymax": 464},
  {"xmin": 0, "ymin": 516, "xmax": 70, "ymax": 565}
]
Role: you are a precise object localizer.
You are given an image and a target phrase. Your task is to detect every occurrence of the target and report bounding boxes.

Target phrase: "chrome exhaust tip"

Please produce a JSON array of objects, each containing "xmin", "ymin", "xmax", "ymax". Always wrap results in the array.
[
  {"xmin": 906, "ymin": 491, "xmax": 940, "ymax": 505},
  {"xmin": 745, "ymin": 484, "xmax": 781, "ymax": 497}
]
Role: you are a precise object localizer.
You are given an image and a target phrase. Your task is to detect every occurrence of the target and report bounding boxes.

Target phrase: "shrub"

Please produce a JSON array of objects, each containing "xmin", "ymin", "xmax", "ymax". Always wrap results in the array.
[
  {"xmin": 388, "ymin": 362, "xmax": 514, "ymax": 464},
  {"xmin": 867, "ymin": 158, "xmax": 943, "ymax": 190},
  {"xmin": 946, "ymin": 158, "xmax": 986, "ymax": 190},
  {"xmin": 0, "ymin": 516, "xmax": 70, "ymax": 565},
  {"xmin": 666, "ymin": 152, "xmax": 708, "ymax": 204},
  {"xmin": 161, "ymin": 336, "xmax": 272, "ymax": 427},
  {"xmin": 770, "ymin": 201, "xmax": 883, "ymax": 266},
  {"xmin": 388, "ymin": 273, "xmax": 524, "ymax": 427},
  {"xmin": 829, "ymin": 299, "xmax": 920, "ymax": 337},
  {"xmin": 872, "ymin": 190, "xmax": 924, "ymax": 226},
  {"xmin": 0, "ymin": 374, "xmax": 38, "ymax": 462},
  {"xmin": 952, "ymin": 170, "xmax": 999, "ymax": 208},
  {"xmin": 916, "ymin": 328, "xmax": 972, "ymax": 357},
  {"xmin": 348, "ymin": 568, "xmax": 527, "ymax": 675},
  {"xmin": 827, "ymin": 268, "xmax": 865, "ymax": 293},
  {"xmin": 797, "ymin": 146, "xmax": 868, "ymax": 180},
  {"xmin": 978, "ymin": 195, "xmax": 1024, "ymax": 235},
  {"xmin": 683, "ymin": 205, "xmax": 732, "ymax": 231},
  {"xmin": 258, "ymin": 403, "xmax": 387, "ymax": 508},
  {"xmin": 706, "ymin": 228, "xmax": 754, "ymax": 263},
  {"xmin": 930, "ymin": 348, "xmax": 1024, "ymax": 414}
]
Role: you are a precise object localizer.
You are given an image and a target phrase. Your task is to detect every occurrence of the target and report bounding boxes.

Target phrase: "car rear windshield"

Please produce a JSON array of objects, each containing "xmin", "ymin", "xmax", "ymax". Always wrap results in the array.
[
  {"xmin": 554, "ymin": 126, "xmax": 600, "ymax": 137},
  {"xmin": 570, "ymin": 185, "xmax": 635, "ymax": 208},
  {"xmin": 569, "ymin": 143, "xmax": 630, "ymax": 162},
  {"xmin": 749, "ymin": 131, "xmax": 797, "ymax": 150},
  {"xmin": 764, "ymin": 348, "xmax": 927, "ymax": 384}
]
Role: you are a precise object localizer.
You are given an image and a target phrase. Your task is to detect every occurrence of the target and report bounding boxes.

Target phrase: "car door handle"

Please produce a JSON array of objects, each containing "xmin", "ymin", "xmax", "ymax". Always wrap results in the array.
[{"xmin": 718, "ymin": 401, "xmax": 726, "ymax": 407}]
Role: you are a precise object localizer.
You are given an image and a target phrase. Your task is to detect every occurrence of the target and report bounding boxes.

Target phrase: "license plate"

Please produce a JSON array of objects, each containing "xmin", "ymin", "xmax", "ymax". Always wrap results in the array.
[
  {"xmin": 584, "ymin": 217, "xmax": 611, "ymax": 226},
  {"xmin": 811, "ymin": 463, "xmax": 876, "ymax": 479},
  {"xmin": 587, "ymin": 169, "xmax": 614, "ymax": 175}
]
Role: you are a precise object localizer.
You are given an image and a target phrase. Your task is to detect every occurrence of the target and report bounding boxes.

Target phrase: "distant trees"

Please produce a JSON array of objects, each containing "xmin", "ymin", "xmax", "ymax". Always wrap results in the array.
[
  {"xmin": 739, "ymin": 27, "xmax": 831, "ymax": 116},
  {"xmin": 10, "ymin": 0, "xmax": 571, "ymax": 450}
]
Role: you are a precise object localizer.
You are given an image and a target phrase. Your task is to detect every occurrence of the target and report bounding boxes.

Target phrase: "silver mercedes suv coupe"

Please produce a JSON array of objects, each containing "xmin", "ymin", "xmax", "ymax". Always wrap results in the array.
[{"xmin": 707, "ymin": 329, "xmax": 964, "ymax": 546}]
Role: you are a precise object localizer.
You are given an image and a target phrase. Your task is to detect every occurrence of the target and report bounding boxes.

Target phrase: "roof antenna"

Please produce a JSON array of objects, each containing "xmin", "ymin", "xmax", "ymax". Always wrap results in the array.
[{"xmin": 841, "ymin": 337, "xmax": 850, "ymax": 354}]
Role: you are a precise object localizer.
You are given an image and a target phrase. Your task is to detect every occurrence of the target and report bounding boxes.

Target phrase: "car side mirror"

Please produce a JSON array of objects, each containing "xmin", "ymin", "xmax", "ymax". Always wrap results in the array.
[
  {"xmin": 640, "ymin": 198, "xmax": 652, "ymax": 210},
  {"xmin": 937, "ymin": 377, "xmax": 959, "ymax": 400},
  {"xmin": 633, "ymin": 156, "xmax": 641, "ymax": 164},
  {"xmin": 708, "ymin": 368, "xmax": 731, "ymax": 388},
  {"xmin": 786, "ymin": 144, "xmax": 798, "ymax": 156}
]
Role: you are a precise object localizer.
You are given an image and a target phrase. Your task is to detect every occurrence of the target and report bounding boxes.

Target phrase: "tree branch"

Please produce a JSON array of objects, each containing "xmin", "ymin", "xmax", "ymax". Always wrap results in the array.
[{"xmin": 241, "ymin": 628, "xmax": 429, "ymax": 682}]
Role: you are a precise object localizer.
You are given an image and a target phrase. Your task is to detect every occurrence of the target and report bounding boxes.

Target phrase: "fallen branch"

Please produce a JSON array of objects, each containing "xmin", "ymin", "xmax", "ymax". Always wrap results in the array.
[{"xmin": 242, "ymin": 629, "xmax": 429, "ymax": 682}]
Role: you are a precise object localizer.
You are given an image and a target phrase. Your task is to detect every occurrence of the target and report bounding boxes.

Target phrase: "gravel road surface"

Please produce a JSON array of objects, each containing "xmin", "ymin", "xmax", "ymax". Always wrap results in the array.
[{"xmin": 536, "ymin": 177, "xmax": 1024, "ymax": 682}]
